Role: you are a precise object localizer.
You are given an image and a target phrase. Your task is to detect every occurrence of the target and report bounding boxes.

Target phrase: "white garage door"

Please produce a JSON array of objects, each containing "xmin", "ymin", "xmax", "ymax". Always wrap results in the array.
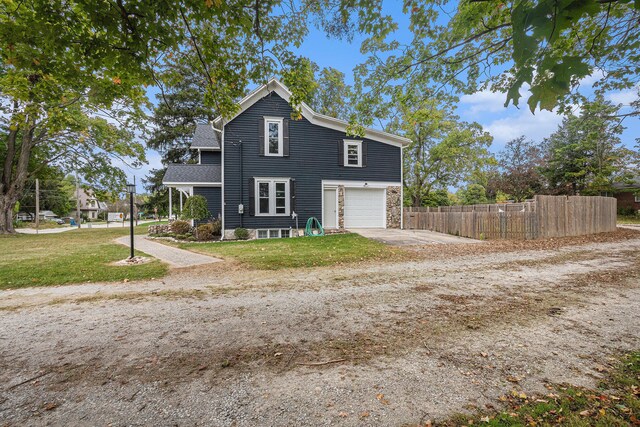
[{"xmin": 344, "ymin": 188, "xmax": 386, "ymax": 228}]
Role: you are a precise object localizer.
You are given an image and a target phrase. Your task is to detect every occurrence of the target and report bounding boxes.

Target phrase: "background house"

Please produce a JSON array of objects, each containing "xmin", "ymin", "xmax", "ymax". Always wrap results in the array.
[
  {"xmin": 74, "ymin": 188, "xmax": 108, "ymax": 220},
  {"xmin": 613, "ymin": 177, "xmax": 640, "ymax": 212}
]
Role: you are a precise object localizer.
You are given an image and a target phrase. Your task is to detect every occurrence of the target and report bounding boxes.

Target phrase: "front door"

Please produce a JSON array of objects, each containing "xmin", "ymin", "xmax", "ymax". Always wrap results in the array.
[{"xmin": 323, "ymin": 188, "xmax": 337, "ymax": 229}]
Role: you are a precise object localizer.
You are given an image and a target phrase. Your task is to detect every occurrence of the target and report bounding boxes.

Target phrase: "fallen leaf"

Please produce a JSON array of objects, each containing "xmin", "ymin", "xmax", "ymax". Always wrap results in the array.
[
  {"xmin": 579, "ymin": 410, "xmax": 590, "ymax": 416},
  {"xmin": 376, "ymin": 393, "xmax": 390, "ymax": 405},
  {"xmin": 338, "ymin": 411, "xmax": 348, "ymax": 418},
  {"xmin": 359, "ymin": 411, "xmax": 369, "ymax": 418}
]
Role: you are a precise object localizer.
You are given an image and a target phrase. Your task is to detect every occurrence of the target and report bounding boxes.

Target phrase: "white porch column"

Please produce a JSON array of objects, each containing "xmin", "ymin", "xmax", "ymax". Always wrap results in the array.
[
  {"xmin": 179, "ymin": 191, "xmax": 183, "ymax": 214},
  {"xmin": 168, "ymin": 187, "xmax": 173, "ymax": 219}
]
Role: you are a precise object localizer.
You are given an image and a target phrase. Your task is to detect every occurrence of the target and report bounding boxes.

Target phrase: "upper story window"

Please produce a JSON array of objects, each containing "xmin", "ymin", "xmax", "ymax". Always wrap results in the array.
[
  {"xmin": 264, "ymin": 117, "xmax": 283, "ymax": 156},
  {"xmin": 256, "ymin": 178, "xmax": 290, "ymax": 216},
  {"xmin": 344, "ymin": 140, "xmax": 362, "ymax": 167}
]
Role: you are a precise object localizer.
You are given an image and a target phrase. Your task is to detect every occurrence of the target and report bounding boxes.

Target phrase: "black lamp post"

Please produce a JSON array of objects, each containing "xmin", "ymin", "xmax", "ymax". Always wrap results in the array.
[{"xmin": 126, "ymin": 183, "xmax": 136, "ymax": 259}]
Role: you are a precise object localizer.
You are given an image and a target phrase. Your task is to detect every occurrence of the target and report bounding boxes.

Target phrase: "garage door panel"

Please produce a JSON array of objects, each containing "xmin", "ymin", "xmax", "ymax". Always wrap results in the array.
[{"xmin": 344, "ymin": 188, "xmax": 385, "ymax": 228}]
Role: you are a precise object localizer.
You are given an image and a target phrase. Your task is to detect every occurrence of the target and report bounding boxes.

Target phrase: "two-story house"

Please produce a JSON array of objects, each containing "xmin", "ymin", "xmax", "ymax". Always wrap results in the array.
[{"xmin": 163, "ymin": 78, "xmax": 410, "ymax": 239}]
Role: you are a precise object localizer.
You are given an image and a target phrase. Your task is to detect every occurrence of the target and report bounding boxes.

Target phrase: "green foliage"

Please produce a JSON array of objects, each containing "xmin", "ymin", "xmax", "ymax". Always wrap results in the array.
[
  {"xmin": 354, "ymin": 0, "xmax": 640, "ymax": 118},
  {"xmin": 495, "ymin": 136, "xmax": 546, "ymax": 202},
  {"xmin": 420, "ymin": 189, "xmax": 453, "ymax": 208},
  {"xmin": 495, "ymin": 191, "xmax": 511, "ymax": 204},
  {"xmin": 17, "ymin": 166, "xmax": 73, "ymax": 216},
  {"xmin": 234, "ymin": 227, "xmax": 249, "ymax": 240},
  {"xmin": 391, "ymin": 91, "xmax": 494, "ymax": 207},
  {"xmin": 457, "ymin": 184, "xmax": 489, "ymax": 205},
  {"xmin": 170, "ymin": 220, "xmax": 191, "ymax": 236},
  {"xmin": 310, "ymin": 65, "xmax": 353, "ymax": 120},
  {"xmin": 541, "ymin": 98, "xmax": 637, "ymax": 195},
  {"xmin": 180, "ymin": 195, "xmax": 210, "ymax": 221}
]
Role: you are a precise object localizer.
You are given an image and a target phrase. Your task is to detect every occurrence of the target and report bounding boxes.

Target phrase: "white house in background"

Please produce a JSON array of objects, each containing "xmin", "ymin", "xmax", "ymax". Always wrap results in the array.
[{"xmin": 74, "ymin": 188, "xmax": 108, "ymax": 220}]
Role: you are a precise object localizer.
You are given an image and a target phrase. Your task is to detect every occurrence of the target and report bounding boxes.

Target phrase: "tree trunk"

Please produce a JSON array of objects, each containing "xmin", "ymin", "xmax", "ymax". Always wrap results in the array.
[{"xmin": 0, "ymin": 110, "xmax": 36, "ymax": 234}]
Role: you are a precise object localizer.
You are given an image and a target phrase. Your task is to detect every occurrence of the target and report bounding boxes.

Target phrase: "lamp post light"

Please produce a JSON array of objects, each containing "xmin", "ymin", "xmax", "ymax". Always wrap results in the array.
[{"xmin": 126, "ymin": 183, "xmax": 136, "ymax": 259}]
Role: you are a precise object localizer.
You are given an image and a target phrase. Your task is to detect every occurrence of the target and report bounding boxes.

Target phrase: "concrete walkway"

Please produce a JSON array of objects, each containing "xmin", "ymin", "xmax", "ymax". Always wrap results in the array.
[
  {"xmin": 115, "ymin": 236, "xmax": 222, "ymax": 268},
  {"xmin": 16, "ymin": 226, "xmax": 76, "ymax": 234},
  {"xmin": 353, "ymin": 228, "xmax": 483, "ymax": 246}
]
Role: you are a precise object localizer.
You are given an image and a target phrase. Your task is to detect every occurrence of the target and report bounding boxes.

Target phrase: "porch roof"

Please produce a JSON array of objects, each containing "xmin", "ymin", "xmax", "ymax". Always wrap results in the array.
[{"xmin": 163, "ymin": 164, "xmax": 221, "ymax": 185}]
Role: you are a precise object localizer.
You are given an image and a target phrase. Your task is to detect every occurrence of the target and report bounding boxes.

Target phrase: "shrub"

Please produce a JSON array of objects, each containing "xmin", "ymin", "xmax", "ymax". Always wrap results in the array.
[
  {"xmin": 180, "ymin": 195, "xmax": 210, "ymax": 221},
  {"xmin": 234, "ymin": 227, "xmax": 249, "ymax": 240},
  {"xmin": 210, "ymin": 218, "xmax": 222, "ymax": 236},
  {"xmin": 618, "ymin": 206, "xmax": 637, "ymax": 216},
  {"xmin": 196, "ymin": 223, "xmax": 216, "ymax": 241},
  {"xmin": 171, "ymin": 220, "xmax": 191, "ymax": 235}
]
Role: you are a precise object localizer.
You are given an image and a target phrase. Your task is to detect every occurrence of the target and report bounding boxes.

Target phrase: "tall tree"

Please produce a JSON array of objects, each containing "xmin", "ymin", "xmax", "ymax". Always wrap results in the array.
[
  {"xmin": 0, "ymin": 0, "xmax": 352, "ymax": 233},
  {"xmin": 495, "ymin": 136, "xmax": 546, "ymax": 202},
  {"xmin": 387, "ymin": 89, "xmax": 493, "ymax": 207},
  {"xmin": 310, "ymin": 66, "xmax": 353, "ymax": 120},
  {"xmin": 541, "ymin": 98, "xmax": 636, "ymax": 195}
]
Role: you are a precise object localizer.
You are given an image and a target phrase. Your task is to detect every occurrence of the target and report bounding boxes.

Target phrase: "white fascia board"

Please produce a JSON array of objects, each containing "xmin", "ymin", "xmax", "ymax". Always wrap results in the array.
[
  {"xmin": 321, "ymin": 180, "xmax": 401, "ymax": 189},
  {"xmin": 213, "ymin": 78, "xmax": 412, "ymax": 148},
  {"xmin": 163, "ymin": 182, "xmax": 222, "ymax": 187},
  {"xmin": 191, "ymin": 146, "xmax": 221, "ymax": 151}
]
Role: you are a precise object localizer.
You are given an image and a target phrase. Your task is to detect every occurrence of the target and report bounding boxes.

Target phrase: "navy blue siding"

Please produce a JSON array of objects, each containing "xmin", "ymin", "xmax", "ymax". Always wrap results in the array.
[
  {"xmin": 223, "ymin": 93, "xmax": 401, "ymax": 229},
  {"xmin": 200, "ymin": 151, "xmax": 221, "ymax": 165},
  {"xmin": 193, "ymin": 187, "xmax": 222, "ymax": 220}
]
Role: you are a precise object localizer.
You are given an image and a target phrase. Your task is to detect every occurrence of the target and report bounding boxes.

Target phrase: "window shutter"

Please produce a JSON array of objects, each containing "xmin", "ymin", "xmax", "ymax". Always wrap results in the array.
[
  {"xmin": 283, "ymin": 119, "xmax": 290, "ymax": 156},
  {"xmin": 362, "ymin": 141, "xmax": 367, "ymax": 167},
  {"xmin": 290, "ymin": 179, "xmax": 296, "ymax": 213},
  {"xmin": 258, "ymin": 118, "xmax": 265, "ymax": 156},
  {"xmin": 248, "ymin": 177, "xmax": 255, "ymax": 216},
  {"xmin": 338, "ymin": 140, "xmax": 344, "ymax": 166}
]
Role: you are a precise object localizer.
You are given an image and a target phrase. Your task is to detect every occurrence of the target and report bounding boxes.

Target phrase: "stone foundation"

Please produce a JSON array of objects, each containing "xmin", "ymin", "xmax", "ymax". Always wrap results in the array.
[
  {"xmin": 337, "ymin": 186, "xmax": 345, "ymax": 229},
  {"xmin": 386, "ymin": 186, "xmax": 402, "ymax": 229}
]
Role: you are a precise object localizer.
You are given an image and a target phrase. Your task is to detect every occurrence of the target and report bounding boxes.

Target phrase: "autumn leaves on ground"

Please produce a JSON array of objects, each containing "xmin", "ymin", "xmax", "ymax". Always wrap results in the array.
[{"xmin": 0, "ymin": 229, "xmax": 639, "ymax": 426}]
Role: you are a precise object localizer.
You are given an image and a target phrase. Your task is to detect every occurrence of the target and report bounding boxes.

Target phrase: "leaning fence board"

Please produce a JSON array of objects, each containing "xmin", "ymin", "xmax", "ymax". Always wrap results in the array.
[{"xmin": 403, "ymin": 195, "xmax": 617, "ymax": 240}]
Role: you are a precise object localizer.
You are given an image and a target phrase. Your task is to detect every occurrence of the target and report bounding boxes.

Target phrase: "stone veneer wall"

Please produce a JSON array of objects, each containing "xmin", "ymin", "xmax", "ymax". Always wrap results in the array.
[
  {"xmin": 386, "ymin": 186, "xmax": 402, "ymax": 229},
  {"xmin": 337, "ymin": 186, "xmax": 345, "ymax": 229}
]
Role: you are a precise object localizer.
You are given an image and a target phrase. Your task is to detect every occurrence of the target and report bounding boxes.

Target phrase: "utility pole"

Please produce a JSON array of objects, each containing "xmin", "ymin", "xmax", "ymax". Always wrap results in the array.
[
  {"xmin": 75, "ymin": 172, "xmax": 81, "ymax": 228},
  {"xmin": 35, "ymin": 178, "xmax": 39, "ymax": 234}
]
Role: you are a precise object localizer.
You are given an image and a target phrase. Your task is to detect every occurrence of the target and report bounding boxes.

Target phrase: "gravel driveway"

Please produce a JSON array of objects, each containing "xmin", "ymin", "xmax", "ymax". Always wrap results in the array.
[{"xmin": 1, "ymin": 231, "xmax": 639, "ymax": 426}]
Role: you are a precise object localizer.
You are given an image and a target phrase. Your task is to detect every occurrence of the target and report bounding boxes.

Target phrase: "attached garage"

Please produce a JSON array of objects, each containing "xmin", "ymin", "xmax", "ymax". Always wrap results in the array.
[{"xmin": 344, "ymin": 188, "xmax": 386, "ymax": 228}]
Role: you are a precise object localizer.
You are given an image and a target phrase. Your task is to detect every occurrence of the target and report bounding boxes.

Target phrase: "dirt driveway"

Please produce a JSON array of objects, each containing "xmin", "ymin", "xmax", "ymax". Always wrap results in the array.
[{"xmin": 1, "ymin": 231, "xmax": 639, "ymax": 426}]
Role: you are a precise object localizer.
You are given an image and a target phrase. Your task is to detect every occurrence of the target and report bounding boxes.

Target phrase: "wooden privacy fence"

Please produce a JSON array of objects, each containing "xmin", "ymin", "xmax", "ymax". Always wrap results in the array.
[{"xmin": 403, "ymin": 195, "xmax": 617, "ymax": 240}]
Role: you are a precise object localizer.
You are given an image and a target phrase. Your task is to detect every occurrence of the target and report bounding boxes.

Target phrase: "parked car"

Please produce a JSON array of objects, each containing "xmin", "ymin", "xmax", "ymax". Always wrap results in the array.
[{"xmin": 54, "ymin": 218, "xmax": 66, "ymax": 225}]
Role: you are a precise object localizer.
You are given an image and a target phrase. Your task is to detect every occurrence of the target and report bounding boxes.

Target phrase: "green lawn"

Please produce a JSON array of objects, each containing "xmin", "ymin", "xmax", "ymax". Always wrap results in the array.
[
  {"xmin": 0, "ymin": 224, "xmax": 167, "ymax": 290},
  {"xmin": 441, "ymin": 351, "xmax": 640, "ymax": 427},
  {"xmin": 618, "ymin": 214, "xmax": 640, "ymax": 224},
  {"xmin": 176, "ymin": 233, "xmax": 403, "ymax": 270}
]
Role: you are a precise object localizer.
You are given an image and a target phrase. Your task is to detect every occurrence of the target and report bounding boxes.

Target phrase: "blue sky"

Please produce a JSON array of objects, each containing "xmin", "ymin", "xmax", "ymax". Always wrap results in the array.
[{"xmin": 123, "ymin": 2, "xmax": 639, "ymax": 191}]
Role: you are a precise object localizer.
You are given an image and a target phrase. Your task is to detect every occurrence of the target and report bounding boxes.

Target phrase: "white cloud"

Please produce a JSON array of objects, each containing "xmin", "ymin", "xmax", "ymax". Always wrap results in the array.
[
  {"xmin": 459, "ymin": 90, "xmax": 509, "ymax": 114},
  {"xmin": 607, "ymin": 88, "xmax": 638, "ymax": 106},
  {"xmin": 483, "ymin": 108, "xmax": 563, "ymax": 149}
]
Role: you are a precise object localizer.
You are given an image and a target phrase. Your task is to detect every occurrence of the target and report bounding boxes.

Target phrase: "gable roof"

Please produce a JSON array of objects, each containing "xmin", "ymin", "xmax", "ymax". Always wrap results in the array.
[
  {"xmin": 212, "ymin": 78, "xmax": 411, "ymax": 148},
  {"xmin": 163, "ymin": 164, "xmax": 221, "ymax": 184},
  {"xmin": 190, "ymin": 123, "xmax": 221, "ymax": 150}
]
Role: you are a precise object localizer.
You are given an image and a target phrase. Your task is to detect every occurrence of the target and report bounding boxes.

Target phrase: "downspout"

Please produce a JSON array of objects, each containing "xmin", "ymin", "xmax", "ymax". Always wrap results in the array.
[
  {"xmin": 220, "ymin": 121, "xmax": 225, "ymax": 240},
  {"xmin": 400, "ymin": 145, "xmax": 404, "ymax": 230},
  {"xmin": 239, "ymin": 140, "xmax": 243, "ymax": 228}
]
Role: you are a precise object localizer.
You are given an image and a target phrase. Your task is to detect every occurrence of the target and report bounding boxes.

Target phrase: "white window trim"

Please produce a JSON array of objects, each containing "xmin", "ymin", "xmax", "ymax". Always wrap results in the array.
[
  {"xmin": 343, "ymin": 139, "xmax": 362, "ymax": 167},
  {"xmin": 255, "ymin": 178, "xmax": 290, "ymax": 216},
  {"xmin": 635, "ymin": 194, "xmax": 640, "ymax": 203},
  {"xmin": 264, "ymin": 117, "xmax": 284, "ymax": 157},
  {"xmin": 256, "ymin": 228, "xmax": 293, "ymax": 239}
]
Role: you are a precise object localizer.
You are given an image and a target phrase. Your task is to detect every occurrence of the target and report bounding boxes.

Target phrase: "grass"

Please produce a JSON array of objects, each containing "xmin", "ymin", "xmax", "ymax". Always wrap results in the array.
[
  {"xmin": 0, "ymin": 223, "xmax": 168, "ymax": 289},
  {"xmin": 618, "ymin": 214, "xmax": 640, "ymax": 224},
  {"xmin": 439, "ymin": 351, "xmax": 640, "ymax": 427},
  {"xmin": 15, "ymin": 220, "xmax": 66, "ymax": 229},
  {"xmin": 175, "ymin": 233, "xmax": 404, "ymax": 270}
]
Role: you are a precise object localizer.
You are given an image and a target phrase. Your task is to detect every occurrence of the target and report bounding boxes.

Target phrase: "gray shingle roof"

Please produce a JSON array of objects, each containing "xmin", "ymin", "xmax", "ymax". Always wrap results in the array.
[
  {"xmin": 163, "ymin": 164, "xmax": 221, "ymax": 184},
  {"xmin": 190, "ymin": 123, "xmax": 220, "ymax": 149}
]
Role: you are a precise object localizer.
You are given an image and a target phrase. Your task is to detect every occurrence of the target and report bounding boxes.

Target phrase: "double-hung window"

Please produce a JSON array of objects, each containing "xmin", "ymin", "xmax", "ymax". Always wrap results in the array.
[
  {"xmin": 256, "ymin": 178, "xmax": 290, "ymax": 216},
  {"xmin": 343, "ymin": 140, "xmax": 362, "ymax": 167},
  {"xmin": 264, "ymin": 117, "xmax": 283, "ymax": 156}
]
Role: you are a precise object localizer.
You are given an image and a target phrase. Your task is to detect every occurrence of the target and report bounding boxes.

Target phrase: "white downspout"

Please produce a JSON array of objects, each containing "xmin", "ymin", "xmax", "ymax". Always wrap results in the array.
[
  {"xmin": 220, "ymin": 120, "xmax": 225, "ymax": 240},
  {"xmin": 400, "ymin": 145, "xmax": 404, "ymax": 230}
]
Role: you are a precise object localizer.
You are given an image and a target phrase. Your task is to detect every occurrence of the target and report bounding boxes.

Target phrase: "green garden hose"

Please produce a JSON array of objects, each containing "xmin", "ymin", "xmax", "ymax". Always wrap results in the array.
[{"xmin": 304, "ymin": 217, "xmax": 324, "ymax": 237}]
